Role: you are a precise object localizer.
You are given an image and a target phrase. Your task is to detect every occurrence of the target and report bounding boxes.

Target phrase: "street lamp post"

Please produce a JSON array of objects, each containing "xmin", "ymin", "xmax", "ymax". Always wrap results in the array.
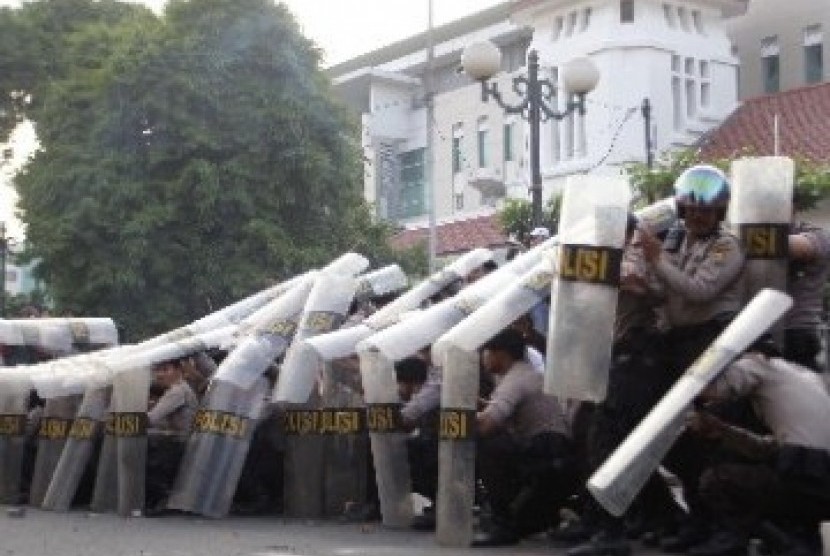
[{"xmin": 462, "ymin": 42, "xmax": 600, "ymax": 227}]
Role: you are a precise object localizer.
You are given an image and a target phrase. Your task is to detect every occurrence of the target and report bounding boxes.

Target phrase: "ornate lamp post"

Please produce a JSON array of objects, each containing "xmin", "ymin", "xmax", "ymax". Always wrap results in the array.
[{"xmin": 461, "ymin": 42, "xmax": 600, "ymax": 227}]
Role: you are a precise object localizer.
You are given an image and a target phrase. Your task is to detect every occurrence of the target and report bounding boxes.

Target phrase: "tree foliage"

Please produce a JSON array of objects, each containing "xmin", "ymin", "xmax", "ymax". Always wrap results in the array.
[
  {"xmin": 498, "ymin": 197, "xmax": 561, "ymax": 246},
  {"xmin": 3, "ymin": 0, "xmax": 399, "ymax": 339},
  {"xmin": 625, "ymin": 148, "xmax": 830, "ymax": 211}
]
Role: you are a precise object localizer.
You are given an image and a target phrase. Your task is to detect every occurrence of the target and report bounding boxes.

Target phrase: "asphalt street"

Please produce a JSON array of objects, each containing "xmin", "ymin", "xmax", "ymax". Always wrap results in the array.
[{"xmin": 0, "ymin": 506, "xmax": 664, "ymax": 556}]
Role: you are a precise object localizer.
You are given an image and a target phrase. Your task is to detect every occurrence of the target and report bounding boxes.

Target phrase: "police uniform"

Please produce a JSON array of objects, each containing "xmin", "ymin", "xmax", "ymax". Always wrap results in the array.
[
  {"xmin": 654, "ymin": 223, "xmax": 745, "ymax": 376},
  {"xmin": 694, "ymin": 356, "xmax": 830, "ymax": 552},
  {"xmin": 785, "ymin": 222, "xmax": 830, "ymax": 370},
  {"xmin": 477, "ymin": 360, "xmax": 574, "ymax": 538},
  {"xmin": 646, "ymin": 223, "xmax": 747, "ymax": 550},
  {"xmin": 146, "ymin": 381, "xmax": 198, "ymax": 510}
]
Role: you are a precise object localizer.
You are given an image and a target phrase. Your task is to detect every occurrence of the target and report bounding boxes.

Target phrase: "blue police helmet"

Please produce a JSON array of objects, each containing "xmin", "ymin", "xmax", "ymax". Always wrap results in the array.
[{"xmin": 674, "ymin": 165, "xmax": 730, "ymax": 208}]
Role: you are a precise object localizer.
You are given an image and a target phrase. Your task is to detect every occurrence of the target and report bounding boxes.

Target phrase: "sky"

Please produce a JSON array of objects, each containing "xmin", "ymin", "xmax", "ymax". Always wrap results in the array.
[{"xmin": 0, "ymin": 0, "xmax": 504, "ymax": 239}]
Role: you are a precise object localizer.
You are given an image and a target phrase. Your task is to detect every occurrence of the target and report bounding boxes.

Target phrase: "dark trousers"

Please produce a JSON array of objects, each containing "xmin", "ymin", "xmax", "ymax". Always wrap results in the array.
[
  {"xmin": 699, "ymin": 447, "xmax": 830, "ymax": 536},
  {"xmin": 478, "ymin": 431, "xmax": 576, "ymax": 536},
  {"xmin": 585, "ymin": 330, "xmax": 678, "ymax": 529},
  {"xmin": 407, "ymin": 409, "xmax": 440, "ymax": 502},
  {"xmin": 784, "ymin": 328, "xmax": 822, "ymax": 372}
]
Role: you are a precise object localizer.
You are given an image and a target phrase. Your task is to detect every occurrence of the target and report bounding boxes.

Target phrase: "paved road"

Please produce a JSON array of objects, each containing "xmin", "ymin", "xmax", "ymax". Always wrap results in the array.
[{"xmin": 0, "ymin": 506, "xmax": 663, "ymax": 556}]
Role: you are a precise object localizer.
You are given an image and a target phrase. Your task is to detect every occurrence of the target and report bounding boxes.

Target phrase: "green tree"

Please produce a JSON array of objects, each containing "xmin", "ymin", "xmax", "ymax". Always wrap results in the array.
[
  {"xmin": 626, "ymin": 149, "xmax": 830, "ymax": 211},
  {"xmin": 498, "ymin": 197, "xmax": 561, "ymax": 246},
  {"xmin": 7, "ymin": 0, "xmax": 395, "ymax": 339}
]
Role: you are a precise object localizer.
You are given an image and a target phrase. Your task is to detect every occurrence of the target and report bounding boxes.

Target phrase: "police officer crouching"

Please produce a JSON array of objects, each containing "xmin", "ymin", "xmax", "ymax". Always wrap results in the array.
[
  {"xmin": 472, "ymin": 328, "xmax": 575, "ymax": 547},
  {"xmin": 687, "ymin": 345, "xmax": 830, "ymax": 556}
]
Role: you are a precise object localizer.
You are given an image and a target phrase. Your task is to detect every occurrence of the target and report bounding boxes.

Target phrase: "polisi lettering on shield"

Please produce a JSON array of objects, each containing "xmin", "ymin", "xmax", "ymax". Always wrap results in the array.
[
  {"xmin": 439, "ymin": 409, "xmax": 476, "ymax": 441},
  {"xmin": 105, "ymin": 412, "xmax": 147, "ymax": 437},
  {"xmin": 0, "ymin": 415, "xmax": 25, "ymax": 436},
  {"xmin": 192, "ymin": 409, "xmax": 248, "ymax": 438},
  {"xmin": 283, "ymin": 409, "xmax": 364, "ymax": 435},
  {"xmin": 740, "ymin": 224, "xmax": 789, "ymax": 259},
  {"xmin": 38, "ymin": 418, "xmax": 72, "ymax": 440},
  {"xmin": 68, "ymin": 418, "xmax": 98, "ymax": 440},
  {"xmin": 366, "ymin": 404, "xmax": 403, "ymax": 433},
  {"xmin": 558, "ymin": 245, "xmax": 622, "ymax": 286}
]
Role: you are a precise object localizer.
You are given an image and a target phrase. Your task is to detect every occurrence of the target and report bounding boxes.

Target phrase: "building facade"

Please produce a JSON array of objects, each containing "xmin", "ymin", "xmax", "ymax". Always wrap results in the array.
[
  {"xmin": 331, "ymin": 0, "xmax": 745, "ymax": 227},
  {"xmin": 727, "ymin": 0, "xmax": 829, "ymax": 98}
]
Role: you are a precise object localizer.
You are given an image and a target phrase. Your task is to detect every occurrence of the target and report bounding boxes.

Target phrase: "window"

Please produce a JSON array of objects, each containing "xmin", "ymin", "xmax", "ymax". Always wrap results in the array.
[
  {"xmin": 565, "ymin": 11, "xmax": 578, "ymax": 36},
  {"xmin": 553, "ymin": 16, "xmax": 564, "ymax": 40},
  {"xmin": 663, "ymin": 4, "xmax": 676, "ymax": 28},
  {"xmin": 396, "ymin": 149, "xmax": 426, "ymax": 218},
  {"xmin": 581, "ymin": 8, "xmax": 593, "ymax": 31},
  {"xmin": 455, "ymin": 193, "xmax": 464, "ymax": 210},
  {"xmin": 452, "ymin": 123, "xmax": 463, "ymax": 174},
  {"xmin": 477, "ymin": 117, "xmax": 489, "ymax": 168},
  {"xmin": 761, "ymin": 36, "xmax": 780, "ymax": 94},
  {"xmin": 677, "ymin": 7, "xmax": 690, "ymax": 31},
  {"xmin": 503, "ymin": 122, "xmax": 514, "ymax": 162},
  {"xmin": 804, "ymin": 25, "xmax": 824, "ymax": 84},
  {"xmin": 620, "ymin": 0, "xmax": 634, "ymax": 23},
  {"xmin": 699, "ymin": 60, "xmax": 711, "ymax": 108},
  {"xmin": 692, "ymin": 10, "xmax": 704, "ymax": 34}
]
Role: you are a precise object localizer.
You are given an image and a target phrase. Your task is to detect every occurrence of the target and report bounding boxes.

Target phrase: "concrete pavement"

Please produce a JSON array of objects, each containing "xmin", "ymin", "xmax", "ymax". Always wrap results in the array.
[{"xmin": 0, "ymin": 506, "xmax": 660, "ymax": 556}]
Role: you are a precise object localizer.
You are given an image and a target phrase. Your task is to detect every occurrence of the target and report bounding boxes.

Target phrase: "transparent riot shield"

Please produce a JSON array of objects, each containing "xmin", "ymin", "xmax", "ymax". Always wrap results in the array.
[
  {"xmin": 111, "ymin": 366, "xmax": 152, "ymax": 516},
  {"xmin": 276, "ymin": 272, "xmax": 363, "ymax": 518},
  {"xmin": 166, "ymin": 378, "xmax": 269, "ymax": 518},
  {"xmin": 358, "ymin": 347, "xmax": 413, "ymax": 528},
  {"xmin": 588, "ymin": 289, "xmax": 792, "ymax": 516},
  {"xmin": 0, "ymin": 376, "xmax": 31, "ymax": 504},
  {"xmin": 42, "ymin": 386, "xmax": 111, "ymax": 511},
  {"xmin": 273, "ymin": 272, "xmax": 359, "ymax": 403},
  {"xmin": 166, "ymin": 279, "xmax": 315, "ymax": 517},
  {"xmin": 729, "ymin": 156, "xmax": 794, "ymax": 303},
  {"xmin": 29, "ymin": 395, "xmax": 82, "ymax": 506},
  {"xmin": 545, "ymin": 176, "xmax": 631, "ymax": 402},
  {"xmin": 354, "ymin": 265, "xmax": 408, "ymax": 302},
  {"xmin": 281, "ymin": 387, "xmax": 366, "ymax": 518},
  {"xmin": 308, "ymin": 249, "xmax": 494, "ymax": 362},
  {"xmin": 321, "ymin": 362, "xmax": 369, "ymax": 517},
  {"xmin": 362, "ymin": 267, "xmax": 519, "ymax": 363},
  {"xmin": 435, "ymin": 344, "xmax": 479, "ymax": 547}
]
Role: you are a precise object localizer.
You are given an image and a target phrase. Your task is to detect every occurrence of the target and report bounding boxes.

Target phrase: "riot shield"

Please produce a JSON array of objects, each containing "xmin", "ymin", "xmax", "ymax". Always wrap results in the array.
[
  {"xmin": 41, "ymin": 386, "xmax": 111, "ymax": 511},
  {"xmin": 728, "ymin": 156, "xmax": 794, "ymax": 303},
  {"xmin": 308, "ymin": 249, "xmax": 494, "ymax": 362},
  {"xmin": 281, "ymin": 390, "xmax": 366, "ymax": 518},
  {"xmin": 29, "ymin": 395, "xmax": 82, "ymax": 506},
  {"xmin": 354, "ymin": 265, "xmax": 408, "ymax": 302},
  {"xmin": 321, "ymin": 362, "xmax": 369, "ymax": 517},
  {"xmin": 273, "ymin": 272, "xmax": 360, "ymax": 403},
  {"xmin": 166, "ymin": 279, "xmax": 315, "ymax": 517},
  {"xmin": 166, "ymin": 378, "xmax": 269, "ymax": 518},
  {"xmin": 113, "ymin": 366, "xmax": 152, "ymax": 516},
  {"xmin": 358, "ymin": 347, "xmax": 413, "ymax": 528},
  {"xmin": 435, "ymin": 344, "xmax": 479, "ymax": 547},
  {"xmin": 276, "ymin": 273, "xmax": 362, "ymax": 518},
  {"xmin": 588, "ymin": 289, "xmax": 792, "ymax": 516},
  {"xmin": 545, "ymin": 176, "xmax": 631, "ymax": 402},
  {"xmin": 361, "ymin": 262, "xmax": 525, "ymax": 363},
  {"xmin": 0, "ymin": 376, "xmax": 31, "ymax": 504}
]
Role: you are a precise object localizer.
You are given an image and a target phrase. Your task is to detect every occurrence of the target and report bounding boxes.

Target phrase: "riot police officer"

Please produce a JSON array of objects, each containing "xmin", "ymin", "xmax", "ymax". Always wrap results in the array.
[{"xmin": 638, "ymin": 165, "xmax": 747, "ymax": 552}]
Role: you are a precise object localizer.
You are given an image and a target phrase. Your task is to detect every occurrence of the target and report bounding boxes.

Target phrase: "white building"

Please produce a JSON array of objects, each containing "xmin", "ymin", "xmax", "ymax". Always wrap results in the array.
[{"xmin": 330, "ymin": 0, "xmax": 747, "ymax": 227}]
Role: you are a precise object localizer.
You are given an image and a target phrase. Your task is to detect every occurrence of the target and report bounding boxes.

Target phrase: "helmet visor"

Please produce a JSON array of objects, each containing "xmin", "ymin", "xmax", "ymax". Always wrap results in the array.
[{"xmin": 675, "ymin": 167, "xmax": 728, "ymax": 205}]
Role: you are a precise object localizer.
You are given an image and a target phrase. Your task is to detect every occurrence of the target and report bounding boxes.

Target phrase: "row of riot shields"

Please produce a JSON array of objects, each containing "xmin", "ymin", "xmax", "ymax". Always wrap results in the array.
[{"xmin": 0, "ymin": 157, "xmax": 798, "ymax": 549}]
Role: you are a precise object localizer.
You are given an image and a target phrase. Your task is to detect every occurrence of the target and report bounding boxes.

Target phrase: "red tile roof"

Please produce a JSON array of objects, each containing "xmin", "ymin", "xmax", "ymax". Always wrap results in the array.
[
  {"xmin": 699, "ymin": 82, "xmax": 830, "ymax": 161},
  {"xmin": 390, "ymin": 213, "xmax": 509, "ymax": 255}
]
